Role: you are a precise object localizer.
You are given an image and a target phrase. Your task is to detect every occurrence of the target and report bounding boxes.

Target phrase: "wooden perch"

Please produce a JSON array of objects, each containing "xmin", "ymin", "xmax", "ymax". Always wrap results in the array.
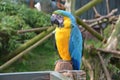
[{"xmin": 17, "ymin": 27, "xmax": 49, "ymax": 34}]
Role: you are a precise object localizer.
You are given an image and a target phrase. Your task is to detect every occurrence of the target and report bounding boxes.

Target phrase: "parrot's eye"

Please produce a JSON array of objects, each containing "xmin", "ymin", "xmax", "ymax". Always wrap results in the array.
[
  {"xmin": 56, "ymin": 14, "xmax": 63, "ymax": 20},
  {"xmin": 51, "ymin": 14, "xmax": 64, "ymax": 28}
]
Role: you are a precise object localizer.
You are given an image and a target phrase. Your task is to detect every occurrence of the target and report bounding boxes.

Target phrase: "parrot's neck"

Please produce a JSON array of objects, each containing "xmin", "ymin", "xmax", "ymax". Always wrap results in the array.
[{"xmin": 63, "ymin": 17, "xmax": 71, "ymax": 28}]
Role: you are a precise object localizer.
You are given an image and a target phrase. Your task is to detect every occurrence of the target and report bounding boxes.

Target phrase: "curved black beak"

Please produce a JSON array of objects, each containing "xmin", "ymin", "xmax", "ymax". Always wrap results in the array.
[{"xmin": 51, "ymin": 14, "xmax": 64, "ymax": 27}]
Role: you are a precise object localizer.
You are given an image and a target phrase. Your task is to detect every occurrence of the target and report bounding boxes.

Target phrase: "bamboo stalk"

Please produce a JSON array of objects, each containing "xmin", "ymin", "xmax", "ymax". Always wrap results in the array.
[
  {"xmin": 0, "ymin": 32, "xmax": 54, "ymax": 71},
  {"xmin": 17, "ymin": 27, "xmax": 49, "ymax": 34},
  {"xmin": 2, "ymin": 27, "xmax": 55, "ymax": 61},
  {"xmin": 106, "ymin": 0, "xmax": 110, "ymax": 14},
  {"xmin": 76, "ymin": 17, "xmax": 105, "ymax": 41},
  {"xmin": 71, "ymin": 0, "xmax": 75, "ymax": 14},
  {"xmin": 75, "ymin": 0, "xmax": 102, "ymax": 16}
]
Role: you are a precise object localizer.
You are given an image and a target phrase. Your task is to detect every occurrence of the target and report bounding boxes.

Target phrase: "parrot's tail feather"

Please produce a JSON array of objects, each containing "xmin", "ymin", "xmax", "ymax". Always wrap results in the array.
[{"xmin": 71, "ymin": 49, "xmax": 82, "ymax": 70}]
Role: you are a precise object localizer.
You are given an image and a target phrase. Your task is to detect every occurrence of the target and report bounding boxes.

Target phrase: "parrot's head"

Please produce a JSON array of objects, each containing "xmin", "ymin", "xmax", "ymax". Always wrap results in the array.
[{"xmin": 51, "ymin": 10, "xmax": 76, "ymax": 28}]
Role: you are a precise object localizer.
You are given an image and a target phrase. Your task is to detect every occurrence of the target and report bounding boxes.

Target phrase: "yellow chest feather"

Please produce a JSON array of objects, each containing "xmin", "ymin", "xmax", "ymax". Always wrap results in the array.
[{"xmin": 55, "ymin": 27, "xmax": 71, "ymax": 60}]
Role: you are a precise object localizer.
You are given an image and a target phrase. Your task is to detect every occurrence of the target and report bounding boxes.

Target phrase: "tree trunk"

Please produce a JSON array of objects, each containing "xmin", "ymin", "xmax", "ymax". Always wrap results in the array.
[
  {"xmin": 65, "ymin": 0, "xmax": 75, "ymax": 14},
  {"xmin": 30, "ymin": 0, "xmax": 34, "ymax": 8}
]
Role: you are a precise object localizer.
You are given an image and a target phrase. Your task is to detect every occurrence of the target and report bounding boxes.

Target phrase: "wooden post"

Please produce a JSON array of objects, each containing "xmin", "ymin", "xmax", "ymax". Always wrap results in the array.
[
  {"xmin": 65, "ymin": 0, "xmax": 75, "ymax": 14},
  {"xmin": 59, "ymin": 70, "xmax": 86, "ymax": 80},
  {"xmin": 30, "ymin": 0, "xmax": 34, "ymax": 8}
]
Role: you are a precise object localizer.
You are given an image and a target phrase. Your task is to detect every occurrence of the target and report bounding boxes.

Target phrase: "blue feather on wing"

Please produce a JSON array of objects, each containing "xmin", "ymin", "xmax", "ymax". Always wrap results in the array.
[{"xmin": 69, "ymin": 24, "xmax": 83, "ymax": 70}]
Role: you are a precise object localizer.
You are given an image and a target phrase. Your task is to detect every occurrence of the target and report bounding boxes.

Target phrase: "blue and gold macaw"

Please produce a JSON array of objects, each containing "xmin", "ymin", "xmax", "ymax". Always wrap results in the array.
[{"xmin": 51, "ymin": 10, "xmax": 83, "ymax": 70}]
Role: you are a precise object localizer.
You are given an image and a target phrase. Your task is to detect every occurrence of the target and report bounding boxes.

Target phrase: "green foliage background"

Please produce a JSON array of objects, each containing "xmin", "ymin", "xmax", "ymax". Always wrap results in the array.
[
  {"xmin": 0, "ymin": 0, "xmax": 57, "ymax": 73},
  {"xmin": 0, "ymin": 0, "xmax": 51, "ymax": 54}
]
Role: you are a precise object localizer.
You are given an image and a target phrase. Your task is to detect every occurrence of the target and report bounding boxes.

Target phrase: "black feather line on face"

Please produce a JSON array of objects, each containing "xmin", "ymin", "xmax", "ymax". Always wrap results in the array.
[{"xmin": 51, "ymin": 14, "xmax": 64, "ymax": 28}]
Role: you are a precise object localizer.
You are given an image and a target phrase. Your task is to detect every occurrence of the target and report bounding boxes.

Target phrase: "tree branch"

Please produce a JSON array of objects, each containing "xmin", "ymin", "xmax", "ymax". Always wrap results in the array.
[
  {"xmin": 97, "ymin": 52, "xmax": 112, "ymax": 80},
  {"xmin": 82, "ymin": 57, "xmax": 94, "ymax": 80},
  {"xmin": 76, "ymin": 17, "xmax": 106, "ymax": 41},
  {"xmin": 17, "ymin": 27, "xmax": 49, "ymax": 34},
  {"xmin": 96, "ymin": 48, "xmax": 120, "ymax": 56},
  {"xmin": 92, "ymin": 7, "xmax": 101, "ymax": 18},
  {"xmin": 75, "ymin": 0, "xmax": 102, "ymax": 16},
  {"xmin": 84, "ymin": 9, "xmax": 118, "ymax": 23}
]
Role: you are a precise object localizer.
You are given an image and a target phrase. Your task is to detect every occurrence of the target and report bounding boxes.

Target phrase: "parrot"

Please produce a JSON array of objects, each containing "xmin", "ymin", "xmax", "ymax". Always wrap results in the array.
[{"xmin": 51, "ymin": 10, "xmax": 83, "ymax": 70}]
